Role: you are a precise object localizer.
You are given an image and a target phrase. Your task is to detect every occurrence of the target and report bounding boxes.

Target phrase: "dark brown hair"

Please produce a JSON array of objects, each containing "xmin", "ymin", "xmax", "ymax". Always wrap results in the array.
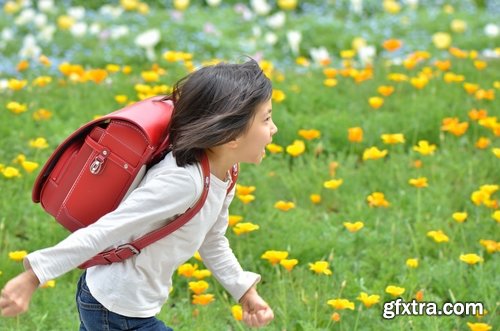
[{"xmin": 165, "ymin": 58, "xmax": 272, "ymax": 167}]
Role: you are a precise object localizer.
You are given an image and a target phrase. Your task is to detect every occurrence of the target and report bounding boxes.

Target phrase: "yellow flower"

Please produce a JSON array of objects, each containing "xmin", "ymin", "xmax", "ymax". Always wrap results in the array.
[
  {"xmin": 388, "ymin": 73, "xmax": 408, "ymax": 82},
  {"xmin": 33, "ymin": 108, "xmax": 53, "ymax": 121},
  {"xmin": 231, "ymin": 305, "xmax": 243, "ymax": 321},
  {"xmin": 274, "ymin": 200, "xmax": 295, "ymax": 211},
  {"xmin": 188, "ymin": 280, "xmax": 209, "ymax": 295},
  {"xmin": 228, "ymin": 215, "xmax": 243, "ymax": 227},
  {"xmin": 286, "ymin": 140, "xmax": 305, "ymax": 157},
  {"xmin": 2, "ymin": 167, "xmax": 21, "ymax": 179},
  {"xmin": 40, "ymin": 280, "xmax": 56, "ymax": 288},
  {"xmin": 452, "ymin": 212, "xmax": 468, "ymax": 223},
  {"xmin": 21, "ymin": 161, "xmax": 39, "ymax": 173},
  {"xmin": 115, "ymin": 95, "xmax": 128, "ymax": 104},
  {"xmin": 432, "ymin": 32, "xmax": 452, "ymax": 49},
  {"xmin": 367, "ymin": 192, "xmax": 390, "ymax": 208},
  {"xmin": 340, "ymin": 49, "xmax": 356, "ymax": 59},
  {"xmin": 232, "ymin": 222, "xmax": 260, "ymax": 235},
  {"xmin": 57, "ymin": 15, "xmax": 75, "ymax": 30},
  {"xmin": 9, "ymin": 250, "xmax": 28, "ymax": 262},
  {"xmin": 277, "ymin": 0, "xmax": 298, "ymax": 11},
  {"xmin": 266, "ymin": 143, "xmax": 283, "ymax": 154},
  {"xmin": 298, "ymin": 129, "xmax": 321, "ymax": 140},
  {"xmin": 381, "ymin": 133, "xmax": 405, "ymax": 144},
  {"xmin": 272, "ymin": 89, "xmax": 286, "ymax": 102},
  {"xmin": 192, "ymin": 269, "xmax": 212, "ymax": 280},
  {"xmin": 7, "ymin": 101, "xmax": 28, "ymax": 114},
  {"xmin": 357, "ymin": 292, "xmax": 380, "ymax": 308},
  {"xmin": 308, "ymin": 261, "xmax": 332, "ymax": 275},
  {"xmin": 32, "ymin": 76, "xmax": 52, "ymax": 87},
  {"xmin": 451, "ymin": 19, "xmax": 467, "ymax": 33},
  {"xmin": 237, "ymin": 194, "xmax": 255, "ymax": 204},
  {"xmin": 408, "ymin": 177, "xmax": 428, "ymax": 188},
  {"xmin": 368, "ymin": 96, "xmax": 384, "ymax": 109},
  {"xmin": 492, "ymin": 148, "xmax": 500, "ymax": 158},
  {"xmin": 383, "ymin": 0, "xmax": 401, "ymax": 14},
  {"xmin": 467, "ymin": 322, "xmax": 492, "ymax": 331},
  {"xmin": 29, "ymin": 137, "xmax": 49, "ymax": 149},
  {"xmin": 4, "ymin": 1, "xmax": 21, "ymax": 14},
  {"xmin": 459, "ymin": 253, "xmax": 483, "ymax": 265},
  {"xmin": 280, "ymin": 259, "xmax": 299, "ymax": 272},
  {"xmin": 327, "ymin": 298, "xmax": 355, "ymax": 310},
  {"xmin": 7, "ymin": 79, "xmax": 27, "ymax": 91},
  {"xmin": 492, "ymin": 210, "xmax": 500, "ymax": 223},
  {"xmin": 192, "ymin": 294, "xmax": 214, "ymax": 305},
  {"xmin": 310, "ymin": 194, "xmax": 321, "ymax": 204},
  {"xmin": 141, "ymin": 70, "xmax": 160, "ymax": 83},
  {"xmin": 474, "ymin": 60, "xmax": 487, "ymax": 70},
  {"xmin": 385, "ymin": 285, "xmax": 405, "ymax": 297},
  {"xmin": 463, "ymin": 83, "xmax": 480, "ymax": 95},
  {"xmin": 236, "ymin": 184, "xmax": 256, "ymax": 196},
  {"xmin": 348, "ymin": 127, "xmax": 363, "ymax": 143},
  {"xmin": 177, "ymin": 263, "xmax": 198, "ymax": 278},
  {"xmin": 261, "ymin": 250, "xmax": 289, "ymax": 265},
  {"xmin": 343, "ymin": 221, "xmax": 364, "ymax": 233},
  {"xmin": 427, "ymin": 230, "xmax": 449, "ymax": 243},
  {"xmin": 363, "ymin": 147, "xmax": 388, "ymax": 160},
  {"xmin": 323, "ymin": 179, "xmax": 343, "ymax": 190},
  {"xmin": 413, "ymin": 140, "xmax": 437, "ymax": 156},
  {"xmin": 324, "ymin": 78, "xmax": 338, "ymax": 87},
  {"xmin": 406, "ymin": 258, "xmax": 419, "ymax": 268},
  {"xmin": 435, "ymin": 60, "xmax": 451, "ymax": 71}
]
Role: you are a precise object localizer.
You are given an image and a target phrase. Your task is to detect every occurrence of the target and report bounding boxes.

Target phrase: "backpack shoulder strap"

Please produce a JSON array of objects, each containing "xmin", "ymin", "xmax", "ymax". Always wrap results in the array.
[
  {"xmin": 78, "ymin": 153, "xmax": 211, "ymax": 269},
  {"xmin": 227, "ymin": 163, "xmax": 239, "ymax": 195}
]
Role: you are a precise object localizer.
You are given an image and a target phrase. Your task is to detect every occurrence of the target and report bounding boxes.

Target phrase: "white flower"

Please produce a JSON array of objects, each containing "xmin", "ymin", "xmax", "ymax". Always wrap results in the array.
[
  {"xmin": 14, "ymin": 8, "xmax": 36, "ymax": 26},
  {"xmin": 19, "ymin": 34, "xmax": 41, "ymax": 59},
  {"xmin": 267, "ymin": 11, "xmax": 286, "ymax": 29},
  {"xmin": 135, "ymin": 29, "xmax": 161, "ymax": 61},
  {"xmin": 1, "ymin": 28, "xmax": 14, "ymax": 42},
  {"xmin": 34, "ymin": 13, "xmax": 48, "ymax": 28},
  {"xmin": 265, "ymin": 32, "xmax": 278, "ymax": 45},
  {"xmin": 99, "ymin": 5, "xmax": 124, "ymax": 18},
  {"xmin": 89, "ymin": 23, "xmax": 102, "ymax": 35},
  {"xmin": 358, "ymin": 45, "xmax": 376, "ymax": 65},
  {"xmin": 206, "ymin": 0, "xmax": 221, "ymax": 7},
  {"xmin": 110, "ymin": 25, "xmax": 129, "ymax": 39},
  {"xmin": 287, "ymin": 30, "xmax": 302, "ymax": 55},
  {"xmin": 252, "ymin": 26, "xmax": 262, "ymax": 38},
  {"xmin": 404, "ymin": 0, "xmax": 419, "ymax": 9},
  {"xmin": 0, "ymin": 79, "xmax": 9, "ymax": 90},
  {"xmin": 37, "ymin": 25, "xmax": 56, "ymax": 43},
  {"xmin": 350, "ymin": 0, "xmax": 363, "ymax": 14},
  {"xmin": 484, "ymin": 23, "xmax": 499, "ymax": 38},
  {"xmin": 68, "ymin": 6, "xmax": 86, "ymax": 20},
  {"xmin": 251, "ymin": 0, "xmax": 271, "ymax": 16},
  {"xmin": 71, "ymin": 22, "xmax": 88, "ymax": 38},
  {"xmin": 309, "ymin": 46, "xmax": 330, "ymax": 65},
  {"xmin": 39, "ymin": 0, "xmax": 55, "ymax": 13}
]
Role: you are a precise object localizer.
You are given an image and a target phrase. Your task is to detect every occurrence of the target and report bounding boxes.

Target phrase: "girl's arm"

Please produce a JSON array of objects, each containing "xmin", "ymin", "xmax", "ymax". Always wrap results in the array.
[
  {"xmin": 198, "ymin": 190, "xmax": 274, "ymax": 327},
  {"xmin": 0, "ymin": 262, "xmax": 39, "ymax": 317}
]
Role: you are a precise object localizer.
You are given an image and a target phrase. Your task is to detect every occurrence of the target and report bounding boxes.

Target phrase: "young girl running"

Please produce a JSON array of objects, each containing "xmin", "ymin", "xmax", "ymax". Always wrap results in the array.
[{"xmin": 0, "ymin": 59, "xmax": 277, "ymax": 329}]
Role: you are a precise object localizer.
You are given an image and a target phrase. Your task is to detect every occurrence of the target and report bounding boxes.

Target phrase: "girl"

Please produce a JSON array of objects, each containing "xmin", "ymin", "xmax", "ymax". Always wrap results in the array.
[{"xmin": 0, "ymin": 59, "xmax": 277, "ymax": 330}]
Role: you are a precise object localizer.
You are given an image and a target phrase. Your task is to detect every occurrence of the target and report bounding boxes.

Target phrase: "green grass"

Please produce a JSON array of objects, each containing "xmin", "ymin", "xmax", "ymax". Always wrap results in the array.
[{"xmin": 0, "ymin": 1, "xmax": 499, "ymax": 330}]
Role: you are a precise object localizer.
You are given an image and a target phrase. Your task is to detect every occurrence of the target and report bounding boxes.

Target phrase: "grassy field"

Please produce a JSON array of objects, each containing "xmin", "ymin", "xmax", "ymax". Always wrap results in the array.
[{"xmin": 0, "ymin": 1, "xmax": 499, "ymax": 330}]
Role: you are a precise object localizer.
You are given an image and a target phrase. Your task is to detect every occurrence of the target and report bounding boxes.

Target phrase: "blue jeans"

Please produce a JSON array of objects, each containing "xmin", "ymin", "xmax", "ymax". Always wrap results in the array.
[{"xmin": 76, "ymin": 272, "xmax": 173, "ymax": 331}]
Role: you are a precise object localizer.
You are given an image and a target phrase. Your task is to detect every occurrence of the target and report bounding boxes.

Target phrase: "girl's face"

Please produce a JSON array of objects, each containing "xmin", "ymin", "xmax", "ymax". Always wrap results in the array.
[{"xmin": 234, "ymin": 99, "xmax": 278, "ymax": 164}]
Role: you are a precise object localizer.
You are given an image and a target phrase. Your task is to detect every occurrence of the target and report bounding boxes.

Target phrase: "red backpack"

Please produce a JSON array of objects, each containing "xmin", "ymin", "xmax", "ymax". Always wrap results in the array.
[{"xmin": 32, "ymin": 96, "xmax": 238, "ymax": 269}]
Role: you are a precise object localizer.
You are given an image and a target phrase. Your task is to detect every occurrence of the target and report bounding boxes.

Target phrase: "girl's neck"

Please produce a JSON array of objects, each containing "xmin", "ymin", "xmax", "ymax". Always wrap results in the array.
[{"xmin": 205, "ymin": 148, "xmax": 234, "ymax": 181}]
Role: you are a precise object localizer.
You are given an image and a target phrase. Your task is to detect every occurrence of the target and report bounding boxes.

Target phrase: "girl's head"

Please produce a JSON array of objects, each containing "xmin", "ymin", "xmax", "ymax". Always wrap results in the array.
[{"xmin": 168, "ymin": 58, "xmax": 273, "ymax": 166}]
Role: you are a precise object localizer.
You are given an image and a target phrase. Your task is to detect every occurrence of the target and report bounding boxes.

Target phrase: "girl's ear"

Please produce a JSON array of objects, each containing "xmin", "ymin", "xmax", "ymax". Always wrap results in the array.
[{"xmin": 226, "ymin": 139, "xmax": 239, "ymax": 149}]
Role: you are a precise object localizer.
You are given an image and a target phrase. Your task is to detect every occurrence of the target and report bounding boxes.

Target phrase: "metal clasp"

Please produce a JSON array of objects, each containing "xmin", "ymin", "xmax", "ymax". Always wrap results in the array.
[{"xmin": 90, "ymin": 150, "xmax": 108, "ymax": 175}]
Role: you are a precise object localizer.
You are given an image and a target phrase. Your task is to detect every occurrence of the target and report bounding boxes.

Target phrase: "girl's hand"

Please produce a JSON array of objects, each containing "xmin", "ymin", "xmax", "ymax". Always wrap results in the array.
[
  {"xmin": 239, "ymin": 287, "xmax": 274, "ymax": 328},
  {"xmin": 0, "ymin": 270, "xmax": 40, "ymax": 317}
]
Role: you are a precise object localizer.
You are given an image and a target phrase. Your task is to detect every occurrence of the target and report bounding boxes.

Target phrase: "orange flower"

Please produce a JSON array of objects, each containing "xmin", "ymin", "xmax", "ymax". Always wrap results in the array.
[
  {"xmin": 434, "ymin": 60, "xmax": 451, "ymax": 71},
  {"xmin": 367, "ymin": 192, "xmax": 390, "ymax": 207},
  {"xmin": 475, "ymin": 137, "xmax": 490, "ymax": 149},
  {"xmin": 192, "ymin": 294, "xmax": 215, "ymax": 305},
  {"xmin": 280, "ymin": 258, "xmax": 299, "ymax": 272},
  {"xmin": 383, "ymin": 39, "xmax": 403, "ymax": 52},
  {"xmin": 441, "ymin": 117, "xmax": 469, "ymax": 136},
  {"xmin": 377, "ymin": 85, "xmax": 395, "ymax": 96},
  {"xmin": 408, "ymin": 177, "xmax": 428, "ymax": 188},
  {"xmin": 298, "ymin": 129, "xmax": 321, "ymax": 140},
  {"xmin": 348, "ymin": 127, "xmax": 363, "ymax": 142},
  {"xmin": 368, "ymin": 96, "xmax": 384, "ymax": 109},
  {"xmin": 468, "ymin": 109, "xmax": 488, "ymax": 121}
]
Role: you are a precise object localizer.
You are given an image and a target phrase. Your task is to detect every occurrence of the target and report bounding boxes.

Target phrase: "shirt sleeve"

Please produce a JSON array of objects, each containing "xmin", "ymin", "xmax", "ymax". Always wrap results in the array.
[
  {"xmin": 25, "ymin": 167, "xmax": 199, "ymax": 285},
  {"xmin": 197, "ymin": 187, "xmax": 261, "ymax": 302}
]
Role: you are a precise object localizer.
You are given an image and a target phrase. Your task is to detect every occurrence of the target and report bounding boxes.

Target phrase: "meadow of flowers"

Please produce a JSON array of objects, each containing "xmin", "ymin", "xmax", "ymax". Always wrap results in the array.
[{"xmin": 0, "ymin": 0, "xmax": 499, "ymax": 330}]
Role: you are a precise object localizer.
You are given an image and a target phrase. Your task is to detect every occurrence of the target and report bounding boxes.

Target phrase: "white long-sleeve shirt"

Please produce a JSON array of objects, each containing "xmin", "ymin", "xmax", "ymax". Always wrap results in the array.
[{"xmin": 26, "ymin": 153, "xmax": 260, "ymax": 317}]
